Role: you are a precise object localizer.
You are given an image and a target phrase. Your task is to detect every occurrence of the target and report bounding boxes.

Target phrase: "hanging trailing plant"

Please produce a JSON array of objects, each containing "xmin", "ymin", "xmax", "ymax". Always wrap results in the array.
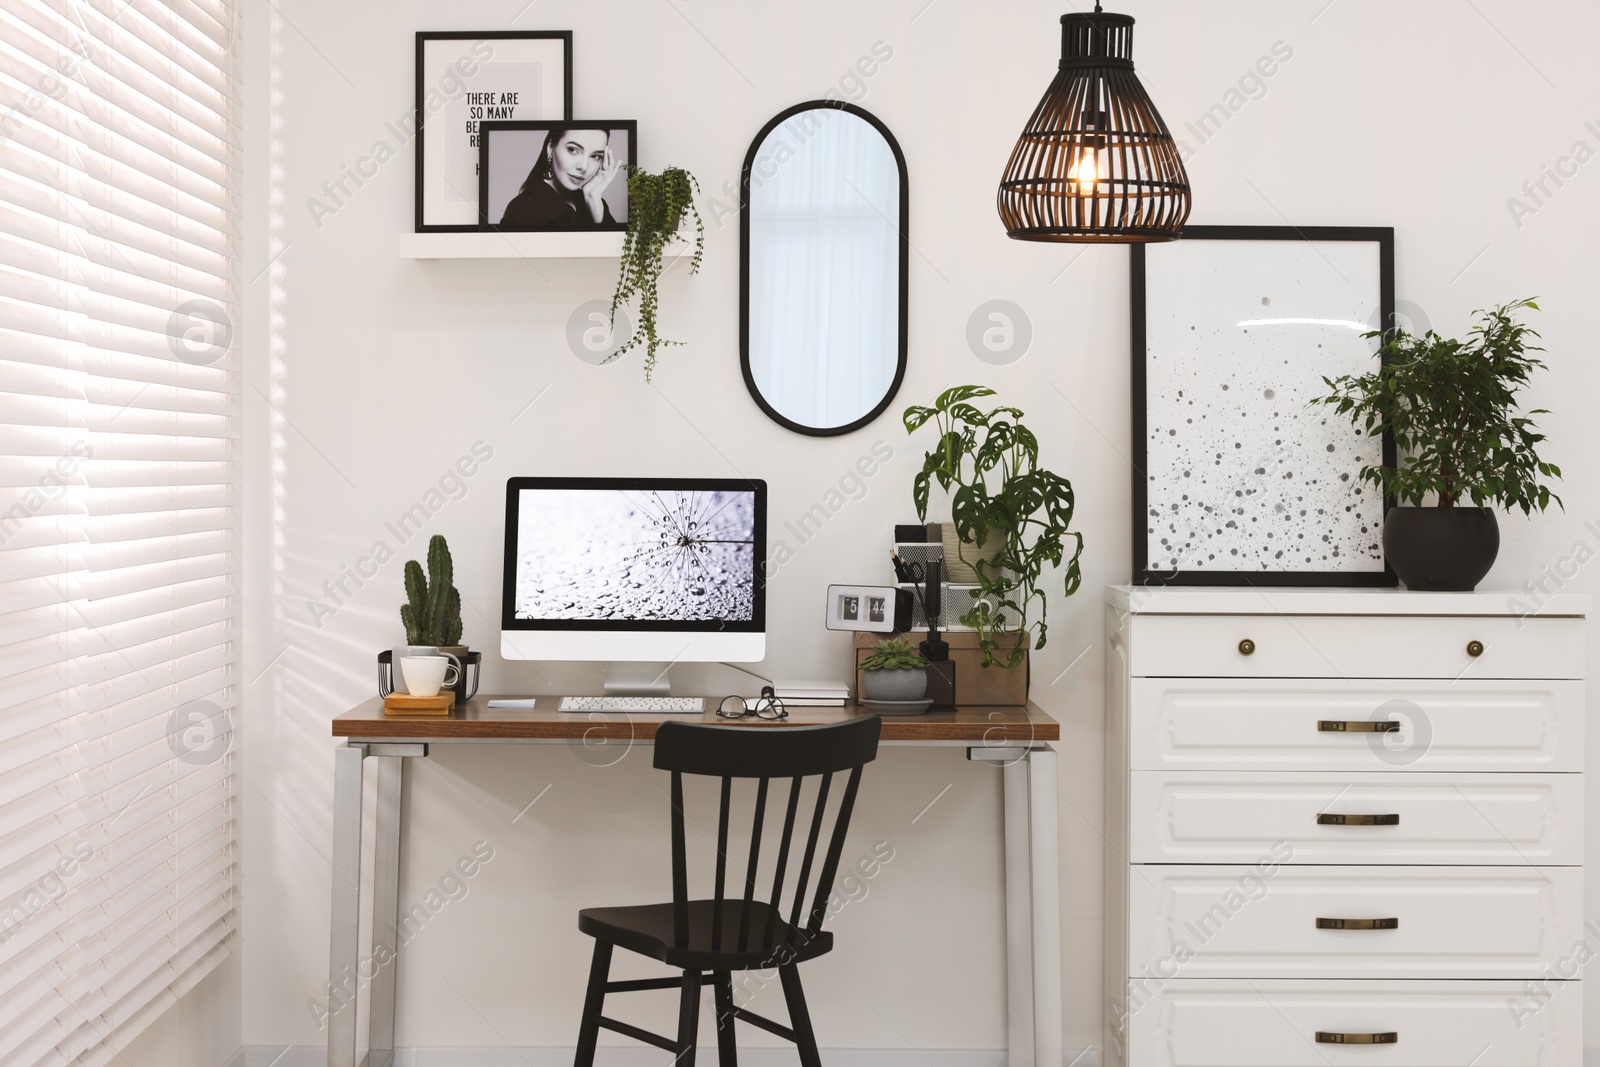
[{"xmin": 608, "ymin": 165, "xmax": 705, "ymax": 382}]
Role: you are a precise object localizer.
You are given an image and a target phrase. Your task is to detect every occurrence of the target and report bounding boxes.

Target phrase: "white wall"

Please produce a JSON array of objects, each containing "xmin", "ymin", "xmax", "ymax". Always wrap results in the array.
[
  {"xmin": 121, "ymin": 959, "xmax": 241, "ymax": 1067},
  {"xmin": 240, "ymin": 0, "xmax": 1600, "ymax": 1056}
]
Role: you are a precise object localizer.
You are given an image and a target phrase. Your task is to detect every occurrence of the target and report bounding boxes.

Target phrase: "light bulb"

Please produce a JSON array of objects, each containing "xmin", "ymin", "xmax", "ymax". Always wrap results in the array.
[{"xmin": 1067, "ymin": 146, "xmax": 1100, "ymax": 194}]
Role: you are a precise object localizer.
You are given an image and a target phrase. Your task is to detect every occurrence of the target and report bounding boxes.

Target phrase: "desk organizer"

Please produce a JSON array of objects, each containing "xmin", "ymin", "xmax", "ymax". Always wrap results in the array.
[{"xmin": 853, "ymin": 631, "xmax": 1028, "ymax": 706}]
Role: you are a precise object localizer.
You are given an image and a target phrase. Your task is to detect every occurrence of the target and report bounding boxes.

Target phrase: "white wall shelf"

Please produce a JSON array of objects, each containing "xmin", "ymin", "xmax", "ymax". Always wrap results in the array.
[
  {"xmin": 398, "ymin": 229, "xmax": 694, "ymax": 260},
  {"xmin": 398, "ymin": 230, "xmax": 625, "ymax": 259}
]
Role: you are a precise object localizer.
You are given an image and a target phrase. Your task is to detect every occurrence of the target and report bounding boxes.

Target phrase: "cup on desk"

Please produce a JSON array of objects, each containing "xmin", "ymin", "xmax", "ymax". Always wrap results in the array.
[
  {"xmin": 397, "ymin": 654, "xmax": 460, "ymax": 698},
  {"xmin": 387, "ymin": 645, "xmax": 462, "ymax": 695}
]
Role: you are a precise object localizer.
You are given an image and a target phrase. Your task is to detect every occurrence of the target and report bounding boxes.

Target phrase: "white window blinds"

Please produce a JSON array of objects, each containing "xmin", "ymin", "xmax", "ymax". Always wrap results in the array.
[{"xmin": 0, "ymin": 1, "xmax": 238, "ymax": 1064}]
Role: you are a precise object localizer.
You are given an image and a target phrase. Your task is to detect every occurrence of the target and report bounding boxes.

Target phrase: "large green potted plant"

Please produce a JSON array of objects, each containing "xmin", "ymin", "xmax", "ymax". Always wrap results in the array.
[
  {"xmin": 903, "ymin": 386, "xmax": 1084, "ymax": 668},
  {"xmin": 1313, "ymin": 298, "xmax": 1561, "ymax": 591},
  {"xmin": 609, "ymin": 165, "xmax": 705, "ymax": 382}
]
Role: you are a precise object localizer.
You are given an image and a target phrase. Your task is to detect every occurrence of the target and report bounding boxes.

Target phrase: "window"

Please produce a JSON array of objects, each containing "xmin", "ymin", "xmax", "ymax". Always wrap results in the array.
[{"xmin": 0, "ymin": 1, "xmax": 238, "ymax": 1062}]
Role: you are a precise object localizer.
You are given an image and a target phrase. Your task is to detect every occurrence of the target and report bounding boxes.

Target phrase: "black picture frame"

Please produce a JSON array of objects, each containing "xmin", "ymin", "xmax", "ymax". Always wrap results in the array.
[
  {"xmin": 739, "ymin": 100, "xmax": 909, "ymax": 438},
  {"xmin": 1130, "ymin": 224, "xmax": 1398, "ymax": 587},
  {"xmin": 477, "ymin": 120, "xmax": 636, "ymax": 232},
  {"xmin": 415, "ymin": 31, "xmax": 572, "ymax": 233}
]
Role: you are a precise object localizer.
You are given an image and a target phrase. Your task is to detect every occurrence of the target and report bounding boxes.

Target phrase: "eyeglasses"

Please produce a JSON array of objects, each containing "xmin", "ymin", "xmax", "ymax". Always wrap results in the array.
[{"xmin": 715, "ymin": 686, "xmax": 788, "ymax": 720}]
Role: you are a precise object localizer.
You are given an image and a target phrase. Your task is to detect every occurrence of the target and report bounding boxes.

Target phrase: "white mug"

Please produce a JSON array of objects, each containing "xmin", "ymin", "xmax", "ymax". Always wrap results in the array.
[
  {"xmin": 399, "ymin": 655, "xmax": 460, "ymax": 698},
  {"xmin": 389, "ymin": 645, "xmax": 462, "ymax": 695}
]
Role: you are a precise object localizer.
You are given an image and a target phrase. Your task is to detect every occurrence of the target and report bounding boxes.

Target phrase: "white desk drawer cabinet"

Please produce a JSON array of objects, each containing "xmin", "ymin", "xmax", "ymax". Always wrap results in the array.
[
  {"xmin": 1124, "ymin": 980, "xmax": 1582, "ymax": 1066},
  {"xmin": 1129, "ymin": 771, "xmax": 1584, "ymax": 864},
  {"xmin": 1129, "ymin": 864, "xmax": 1583, "ymax": 980},
  {"xmin": 1129, "ymin": 613, "xmax": 1584, "ymax": 680},
  {"xmin": 1105, "ymin": 588, "xmax": 1588, "ymax": 1067},
  {"xmin": 1131, "ymin": 678, "xmax": 1583, "ymax": 773}
]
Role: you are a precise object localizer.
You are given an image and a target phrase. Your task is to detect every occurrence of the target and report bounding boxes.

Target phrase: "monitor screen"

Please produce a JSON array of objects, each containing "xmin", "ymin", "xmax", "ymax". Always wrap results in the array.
[{"xmin": 502, "ymin": 478, "xmax": 766, "ymax": 632}]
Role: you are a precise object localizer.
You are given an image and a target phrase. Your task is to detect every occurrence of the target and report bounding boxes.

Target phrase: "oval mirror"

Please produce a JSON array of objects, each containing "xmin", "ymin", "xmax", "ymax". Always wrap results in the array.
[{"xmin": 741, "ymin": 102, "xmax": 908, "ymax": 436}]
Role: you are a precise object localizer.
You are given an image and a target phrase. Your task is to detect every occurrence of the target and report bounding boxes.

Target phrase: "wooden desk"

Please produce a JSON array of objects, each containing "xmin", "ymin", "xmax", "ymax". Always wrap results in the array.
[
  {"xmin": 334, "ymin": 696, "xmax": 1057, "ymax": 743},
  {"xmin": 326, "ymin": 697, "xmax": 1063, "ymax": 1067}
]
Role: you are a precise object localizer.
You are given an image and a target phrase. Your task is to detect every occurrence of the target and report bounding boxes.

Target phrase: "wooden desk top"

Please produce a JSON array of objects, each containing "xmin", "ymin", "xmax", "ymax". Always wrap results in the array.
[{"xmin": 332, "ymin": 696, "xmax": 1058, "ymax": 744}]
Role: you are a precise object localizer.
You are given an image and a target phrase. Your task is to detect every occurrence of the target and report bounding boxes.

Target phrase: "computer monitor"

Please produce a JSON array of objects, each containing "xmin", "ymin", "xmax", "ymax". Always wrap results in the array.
[{"xmin": 501, "ymin": 477, "xmax": 767, "ymax": 694}]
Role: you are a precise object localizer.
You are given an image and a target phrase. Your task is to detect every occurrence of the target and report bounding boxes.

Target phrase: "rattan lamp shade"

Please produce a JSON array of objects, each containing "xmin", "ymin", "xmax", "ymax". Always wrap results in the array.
[{"xmin": 999, "ymin": 7, "xmax": 1191, "ymax": 243}]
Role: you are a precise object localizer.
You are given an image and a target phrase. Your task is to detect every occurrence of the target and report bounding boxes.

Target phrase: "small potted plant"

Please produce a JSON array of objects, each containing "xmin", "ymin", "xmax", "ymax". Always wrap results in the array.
[
  {"xmin": 402, "ymin": 534, "xmax": 464, "ymax": 653},
  {"xmin": 1313, "ymin": 298, "xmax": 1561, "ymax": 591},
  {"xmin": 609, "ymin": 165, "xmax": 705, "ymax": 382},
  {"xmin": 859, "ymin": 638, "xmax": 929, "ymax": 702},
  {"xmin": 903, "ymin": 386, "xmax": 1085, "ymax": 668},
  {"xmin": 394, "ymin": 534, "xmax": 478, "ymax": 700}
]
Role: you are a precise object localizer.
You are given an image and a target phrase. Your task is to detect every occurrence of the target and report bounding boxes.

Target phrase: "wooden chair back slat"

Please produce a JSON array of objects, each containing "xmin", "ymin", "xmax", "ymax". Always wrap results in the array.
[{"xmin": 653, "ymin": 717, "xmax": 881, "ymax": 955}]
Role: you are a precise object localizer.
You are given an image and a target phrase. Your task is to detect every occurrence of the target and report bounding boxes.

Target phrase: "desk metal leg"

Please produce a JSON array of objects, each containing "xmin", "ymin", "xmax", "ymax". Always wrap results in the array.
[
  {"xmin": 329, "ymin": 744, "xmax": 365, "ymax": 1067},
  {"xmin": 368, "ymin": 756, "xmax": 404, "ymax": 1067},
  {"xmin": 1027, "ymin": 748, "xmax": 1062, "ymax": 1067},
  {"xmin": 1002, "ymin": 756, "xmax": 1036, "ymax": 1067},
  {"xmin": 985, "ymin": 745, "xmax": 1062, "ymax": 1067}
]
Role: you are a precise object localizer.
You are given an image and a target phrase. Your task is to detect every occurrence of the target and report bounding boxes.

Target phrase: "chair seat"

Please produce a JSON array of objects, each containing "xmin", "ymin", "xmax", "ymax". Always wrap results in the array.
[{"xmin": 579, "ymin": 899, "xmax": 834, "ymax": 970}]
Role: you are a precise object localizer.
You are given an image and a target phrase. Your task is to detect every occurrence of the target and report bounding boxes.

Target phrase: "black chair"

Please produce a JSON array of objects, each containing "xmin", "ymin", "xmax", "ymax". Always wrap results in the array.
[{"xmin": 573, "ymin": 715, "xmax": 882, "ymax": 1067}]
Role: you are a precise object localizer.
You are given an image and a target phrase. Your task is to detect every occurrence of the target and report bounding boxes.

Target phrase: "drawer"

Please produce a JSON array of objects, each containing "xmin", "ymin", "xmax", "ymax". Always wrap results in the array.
[
  {"xmin": 1130, "ymin": 614, "xmax": 1584, "ymax": 679},
  {"xmin": 1128, "ymin": 771, "xmax": 1583, "ymax": 865},
  {"xmin": 1128, "ymin": 865, "xmax": 1582, "ymax": 980},
  {"xmin": 1131, "ymin": 678, "xmax": 1583, "ymax": 773},
  {"xmin": 1120, "ymin": 979, "xmax": 1580, "ymax": 1066}
]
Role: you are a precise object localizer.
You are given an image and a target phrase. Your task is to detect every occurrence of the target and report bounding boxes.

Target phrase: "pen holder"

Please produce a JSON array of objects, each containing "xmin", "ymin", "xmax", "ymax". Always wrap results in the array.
[{"xmin": 379, "ymin": 649, "xmax": 481, "ymax": 703}]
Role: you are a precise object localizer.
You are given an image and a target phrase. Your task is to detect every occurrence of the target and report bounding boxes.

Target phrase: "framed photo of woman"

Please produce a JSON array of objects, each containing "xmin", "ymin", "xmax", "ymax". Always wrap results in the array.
[
  {"xmin": 415, "ymin": 31, "xmax": 572, "ymax": 232},
  {"xmin": 478, "ymin": 121, "xmax": 635, "ymax": 231}
]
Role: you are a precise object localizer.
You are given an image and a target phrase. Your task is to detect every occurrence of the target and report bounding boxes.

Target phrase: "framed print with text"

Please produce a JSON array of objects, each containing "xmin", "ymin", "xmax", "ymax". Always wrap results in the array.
[{"xmin": 415, "ymin": 31, "xmax": 571, "ymax": 232}]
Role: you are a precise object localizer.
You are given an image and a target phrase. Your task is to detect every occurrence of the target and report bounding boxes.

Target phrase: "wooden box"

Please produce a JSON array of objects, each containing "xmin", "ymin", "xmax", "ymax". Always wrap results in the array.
[
  {"xmin": 853, "ymin": 631, "xmax": 1029, "ymax": 706},
  {"xmin": 383, "ymin": 691, "xmax": 456, "ymax": 716}
]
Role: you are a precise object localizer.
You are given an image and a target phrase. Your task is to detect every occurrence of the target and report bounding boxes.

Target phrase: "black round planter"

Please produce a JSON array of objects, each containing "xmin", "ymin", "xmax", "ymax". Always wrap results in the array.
[{"xmin": 1383, "ymin": 506, "xmax": 1500, "ymax": 591}]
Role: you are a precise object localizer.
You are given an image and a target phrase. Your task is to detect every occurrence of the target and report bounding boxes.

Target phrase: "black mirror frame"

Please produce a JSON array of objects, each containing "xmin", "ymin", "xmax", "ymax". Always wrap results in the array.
[{"xmin": 739, "ymin": 100, "xmax": 909, "ymax": 438}]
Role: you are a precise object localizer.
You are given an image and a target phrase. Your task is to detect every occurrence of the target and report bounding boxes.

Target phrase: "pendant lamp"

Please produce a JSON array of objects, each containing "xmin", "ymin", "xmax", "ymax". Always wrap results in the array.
[{"xmin": 998, "ymin": 4, "xmax": 1191, "ymax": 243}]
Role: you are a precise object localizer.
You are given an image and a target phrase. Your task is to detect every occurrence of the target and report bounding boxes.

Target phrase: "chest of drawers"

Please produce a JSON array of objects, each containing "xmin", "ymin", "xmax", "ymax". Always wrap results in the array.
[{"xmin": 1104, "ymin": 587, "xmax": 1588, "ymax": 1066}]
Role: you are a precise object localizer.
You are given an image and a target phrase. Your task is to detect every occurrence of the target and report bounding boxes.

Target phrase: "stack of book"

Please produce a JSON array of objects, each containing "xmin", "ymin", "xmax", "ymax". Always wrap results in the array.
[{"xmin": 772, "ymin": 681, "xmax": 849, "ymax": 707}]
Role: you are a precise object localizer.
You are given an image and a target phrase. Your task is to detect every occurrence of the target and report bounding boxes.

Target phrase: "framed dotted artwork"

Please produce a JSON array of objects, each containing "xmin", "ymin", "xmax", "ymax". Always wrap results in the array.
[{"xmin": 1131, "ymin": 226, "xmax": 1397, "ymax": 586}]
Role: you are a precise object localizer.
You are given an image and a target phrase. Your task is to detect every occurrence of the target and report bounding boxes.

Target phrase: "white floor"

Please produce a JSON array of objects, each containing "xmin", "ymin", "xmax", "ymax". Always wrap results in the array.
[{"xmin": 234, "ymin": 1047, "xmax": 1100, "ymax": 1067}]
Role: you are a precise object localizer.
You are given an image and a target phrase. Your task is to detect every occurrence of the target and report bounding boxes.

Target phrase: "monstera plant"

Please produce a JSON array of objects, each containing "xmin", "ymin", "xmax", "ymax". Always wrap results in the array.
[{"xmin": 904, "ymin": 386, "xmax": 1084, "ymax": 668}]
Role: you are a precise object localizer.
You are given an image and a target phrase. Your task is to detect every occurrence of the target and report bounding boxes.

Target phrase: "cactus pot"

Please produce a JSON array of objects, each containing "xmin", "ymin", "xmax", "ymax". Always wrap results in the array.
[
  {"xmin": 443, "ymin": 648, "xmax": 480, "ymax": 702},
  {"xmin": 861, "ymin": 667, "xmax": 928, "ymax": 702}
]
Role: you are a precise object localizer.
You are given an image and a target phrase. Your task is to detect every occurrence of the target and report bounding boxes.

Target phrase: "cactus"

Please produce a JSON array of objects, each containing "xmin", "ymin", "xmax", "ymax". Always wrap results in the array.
[{"xmin": 400, "ymin": 534, "xmax": 464, "ymax": 647}]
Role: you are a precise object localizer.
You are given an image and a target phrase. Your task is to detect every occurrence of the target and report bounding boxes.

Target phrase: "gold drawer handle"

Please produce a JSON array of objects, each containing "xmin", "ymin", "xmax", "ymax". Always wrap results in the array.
[
  {"xmin": 1319, "ymin": 719, "xmax": 1400, "ymax": 733},
  {"xmin": 1318, "ymin": 812, "xmax": 1399, "ymax": 826},
  {"xmin": 1467, "ymin": 639, "xmax": 1485, "ymax": 657},
  {"xmin": 1237, "ymin": 638, "xmax": 1256, "ymax": 656},
  {"xmin": 1317, "ymin": 917, "xmax": 1399, "ymax": 930},
  {"xmin": 1317, "ymin": 1032, "xmax": 1398, "ymax": 1045}
]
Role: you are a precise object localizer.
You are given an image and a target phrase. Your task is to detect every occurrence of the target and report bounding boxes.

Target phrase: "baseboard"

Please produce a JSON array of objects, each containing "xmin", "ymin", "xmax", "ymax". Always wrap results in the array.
[{"xmin": 235, "ymin": 1046, "xmax": 1100, "ymax": 1067}]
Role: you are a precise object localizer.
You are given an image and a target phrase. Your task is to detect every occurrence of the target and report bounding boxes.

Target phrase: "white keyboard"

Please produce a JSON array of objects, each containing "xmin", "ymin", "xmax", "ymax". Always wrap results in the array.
[{"xmin": 558, "ymin": 696, "xmax": 707, "ymax": 713}]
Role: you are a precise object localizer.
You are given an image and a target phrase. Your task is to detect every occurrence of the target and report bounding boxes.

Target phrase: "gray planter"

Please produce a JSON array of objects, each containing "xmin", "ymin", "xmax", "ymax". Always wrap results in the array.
[{"xmin": 862, "ymin": 667, "xmax": 928, "ymax": 702}]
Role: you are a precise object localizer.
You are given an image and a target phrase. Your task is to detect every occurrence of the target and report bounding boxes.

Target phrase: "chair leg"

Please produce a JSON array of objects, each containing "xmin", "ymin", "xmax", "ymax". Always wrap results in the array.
[
  {"xmin": 712, "ymin": 970, "xmax": 738, "ymax": 1067},
  {"xmin": 573, "ymin": 940, "xmax": 612, "ymax": 1067},
  {"xmin": 674, "ymin": 968, "xmax": 704, "ymax": 1067},
  {"xmin": 779, "ymin": 965, "xmax": 821, "ymax": 1067}
]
